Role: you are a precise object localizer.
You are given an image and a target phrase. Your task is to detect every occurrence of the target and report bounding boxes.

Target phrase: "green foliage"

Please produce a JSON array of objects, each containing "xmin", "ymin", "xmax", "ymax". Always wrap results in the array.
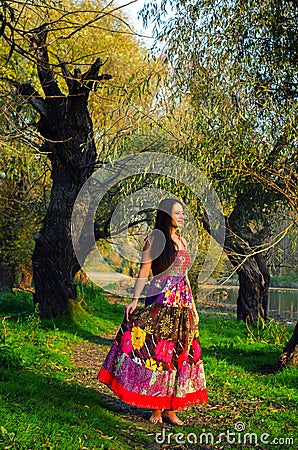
[
  {"xmin": 0, "ymin": 286, "xmax": 297, "ymax": 449},
  {"xmin": 0, "ymin": 290, "xmax": 34, "ymax": 317},
  {"xmin": 0, "ymin": 146, "xmax": 49, "ymax": 284},
  {"xmin": 0, "ymin": 341, "xmax": 23, "ymax": 369},
  {"xmin": 246, "ymin": 315, "xmax": 290, "ymax": 345},
  {"xmin": 141, "ymin": 0, "xmax": 297, "ymax": 212},
  {"xmin": 271, "ymin": 271, "xmax": 298, "ymax": 288},
  {"xmin": 0, "ymin": 315, "xmax": 23, "ymax": 369},
  {"xmin": 0, "ymin": 0, "xmax": 163, "ymax": 283}
]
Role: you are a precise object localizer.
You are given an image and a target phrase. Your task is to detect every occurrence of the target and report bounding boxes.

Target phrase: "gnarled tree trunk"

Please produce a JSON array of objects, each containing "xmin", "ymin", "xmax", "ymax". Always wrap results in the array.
[
  {"xmin": 16, "ymin": 26, "xmax": 111, "ymax": 318},
  {"xmin": 203, "ymin": 190, "xmax": 271, "ymax": 322},
  {"xmin": 278, "ymin": 321, "xmax": 298, "ymax": 367},
  {"xmin": 224, "ymin": 228, "xmax": 270, "ymax": 322}
]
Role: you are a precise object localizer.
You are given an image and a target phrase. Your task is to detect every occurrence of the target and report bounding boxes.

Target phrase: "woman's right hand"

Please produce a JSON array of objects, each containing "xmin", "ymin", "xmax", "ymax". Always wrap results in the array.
[{"xmin": 125, "ymin": 298, "xmax": 138, "ymax": 321}]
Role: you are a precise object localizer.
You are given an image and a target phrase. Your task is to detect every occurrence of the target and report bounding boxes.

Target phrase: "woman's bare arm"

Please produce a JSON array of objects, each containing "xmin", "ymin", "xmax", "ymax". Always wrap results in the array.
[
  {"xmin": 182, "ymin": 237, "xmax": 199, "ymax": 325},
  {"xmin": 125, "ymin": 238, "xmax": 152, "ymax": 321}
]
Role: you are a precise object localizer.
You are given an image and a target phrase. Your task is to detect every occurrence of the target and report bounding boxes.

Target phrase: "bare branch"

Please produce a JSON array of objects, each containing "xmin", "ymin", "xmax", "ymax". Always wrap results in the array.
[
  {"xmin": 1, "ymin": 77, "xmax": 46, "ymax": 116},
  {"xmin": 59, "ymin": 59, "xmax": 74, "ymax": 91},
  {"xmin": 64, "ymin": 57, "xmax": 112, "ymax": 96},
  {"xmin": 30, "ymin": 24, "xmax": 62, "ymax": 99}
]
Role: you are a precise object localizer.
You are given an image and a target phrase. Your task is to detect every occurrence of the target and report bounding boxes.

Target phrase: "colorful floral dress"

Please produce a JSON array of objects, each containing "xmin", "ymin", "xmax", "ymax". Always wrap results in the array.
[{"xmin": 97, "ymin": 237, "xmax": 208, "ymax": 410}]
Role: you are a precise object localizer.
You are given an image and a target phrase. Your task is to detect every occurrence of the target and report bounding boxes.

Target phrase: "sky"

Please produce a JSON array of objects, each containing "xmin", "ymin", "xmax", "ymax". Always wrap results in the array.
[
  {"xmin": 115, "ymin": 0, "xmax": 174, "ymax": 51},
  {"xmin": 116, "ymin": 0, "xmax": 154, "ymax": 38}
]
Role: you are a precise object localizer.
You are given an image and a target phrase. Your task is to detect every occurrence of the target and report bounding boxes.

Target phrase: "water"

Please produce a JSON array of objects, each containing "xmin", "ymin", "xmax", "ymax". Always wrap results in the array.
[
  {"xmin": 229, "ymin": 288, "xmax": 298, "ymax": 321},
  {"xmin": 200, "ymin": 286, "xmax": 298, "ymax": 322}
]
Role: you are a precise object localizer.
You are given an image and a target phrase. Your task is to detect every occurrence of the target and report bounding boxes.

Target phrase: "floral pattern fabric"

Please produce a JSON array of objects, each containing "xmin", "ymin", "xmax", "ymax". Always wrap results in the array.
[{"xmin": 97, "ymin": 242, "xmax": 208, "ymax": 410}]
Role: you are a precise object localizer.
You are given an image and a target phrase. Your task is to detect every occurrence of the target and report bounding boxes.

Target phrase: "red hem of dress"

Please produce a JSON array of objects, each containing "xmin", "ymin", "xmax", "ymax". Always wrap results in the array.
[{"xmin": 97, "ymin": 367, "xmax": 208, "ymax": 410}]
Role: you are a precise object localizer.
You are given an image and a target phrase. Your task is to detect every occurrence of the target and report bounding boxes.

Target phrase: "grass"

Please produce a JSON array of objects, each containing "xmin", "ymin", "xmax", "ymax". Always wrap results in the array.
[
  {"xmin": 224, "ymin": 271, "xmax": 298, "ymax": 289},
  {"xmin": 270, "ymin": 272, "xmax": 298, "ymax": 289},
  {"xmin": 0, "ymin": 284, "xmax": 297, "ymax": 449}
]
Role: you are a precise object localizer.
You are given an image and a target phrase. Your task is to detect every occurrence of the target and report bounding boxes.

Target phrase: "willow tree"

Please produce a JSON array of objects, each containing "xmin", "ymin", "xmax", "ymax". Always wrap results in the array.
[
  {"xmin": 0, "ymin": 0, "xmax": 160, "ymax": 317},
  {"xmin": 12, "ymin": 27, "xmax": 111, "ymax": 317},
  {"xmin": 140, "ymin": 0, "xmax": 297, "ymax": 322},
  {"xmin": 0, "ymin": 144, "xmax": 47, "ymax": 291}
]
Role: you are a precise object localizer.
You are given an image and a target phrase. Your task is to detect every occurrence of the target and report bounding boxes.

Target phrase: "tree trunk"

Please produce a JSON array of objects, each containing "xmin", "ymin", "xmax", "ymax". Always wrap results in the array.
[
  {"xmin": 202, "ymin": 190, "xmax": 271, "ymax": 322},
  {"xmin": 16, "ymin": 26, "xmax": 111, "ymax": 318},
  {"xmin": 0, "ymin": 264, "xmax": 16, "ymax": 291},
  {"xmin": 228, "ymin": 247, "xmax": 269, "ymax": 322},
  {"xmin": 32, "ymin": 173, "xmax": 84, "ymax": 317},
  {"xmin": 278, "ymin": 321, "xmax": 298, "ymax": 367},
  {"xmin": 223, "ymin": 217, "xmax": 271, "ymax": 322}
]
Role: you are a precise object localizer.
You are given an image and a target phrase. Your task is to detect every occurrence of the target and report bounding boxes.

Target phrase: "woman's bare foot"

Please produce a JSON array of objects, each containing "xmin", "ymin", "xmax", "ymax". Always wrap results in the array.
[
  {"xmin": 150, "ymin": 409, "xmax": 163, "ymax": 424},
  {"xmin": 162, "ymin": 410, "xmax": 184, "ymax": 425}
]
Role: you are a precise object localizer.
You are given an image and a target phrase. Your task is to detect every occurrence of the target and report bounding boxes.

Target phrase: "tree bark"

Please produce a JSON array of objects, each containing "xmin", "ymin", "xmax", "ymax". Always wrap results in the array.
[
  {"xmin": 226, "ymin": 193, "xmax": 271, "ymax": 322},
  {"xmin": 16, "ymin": 26, "xmax": 111, "ymax": 318},
  {"xmin": 202, "ymin": 190, "xmax": 271, "ymax": 322},
  {"xmin": 224, "ymin": 227, "xmax": 270, "ymax": 322},
  {"xmin": 0, "ymin": 264, "xmax": 15, "ymax": 291},
  {"xmin": 278, "ymin": 321, "xmax": 298, "ymax": 367}
]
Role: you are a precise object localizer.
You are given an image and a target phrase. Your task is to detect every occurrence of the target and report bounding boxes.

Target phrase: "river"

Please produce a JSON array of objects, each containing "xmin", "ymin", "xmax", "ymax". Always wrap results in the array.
[{"xmin": 199, "ymin": 286, "xmax": 298, "ymax": 323}]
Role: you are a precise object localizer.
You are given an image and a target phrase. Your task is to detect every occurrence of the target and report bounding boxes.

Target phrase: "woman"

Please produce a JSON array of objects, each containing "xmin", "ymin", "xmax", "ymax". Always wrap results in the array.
[{"xmin": 97, "ymin": 198, "xmax": 208, "ymax": 425}]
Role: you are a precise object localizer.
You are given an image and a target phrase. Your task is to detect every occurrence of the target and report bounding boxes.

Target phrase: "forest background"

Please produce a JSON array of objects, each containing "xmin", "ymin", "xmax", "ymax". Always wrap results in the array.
[{"xmin": 0, "ymin": 1, "xmax": 297, "ymax": 449}]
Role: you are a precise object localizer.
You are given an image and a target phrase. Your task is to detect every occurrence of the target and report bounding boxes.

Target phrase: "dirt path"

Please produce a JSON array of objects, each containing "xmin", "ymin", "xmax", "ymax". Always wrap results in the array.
[
  {"xmin": 71, "ymin": 341, "xmax": 153, "ymax": 420},
  {"xmin": 70, "ymin": 339, "xmax": 213, "ymax": 450},
  {"xmin": 69, "ymin": 297, "xmax": 241, "ymax": 448}
]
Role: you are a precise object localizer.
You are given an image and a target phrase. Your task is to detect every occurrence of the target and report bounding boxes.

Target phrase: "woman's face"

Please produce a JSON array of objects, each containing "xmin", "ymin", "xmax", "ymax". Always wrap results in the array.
[{"xmin": 171, "ymin": 202, "xmax": 184, "ymax": 228}]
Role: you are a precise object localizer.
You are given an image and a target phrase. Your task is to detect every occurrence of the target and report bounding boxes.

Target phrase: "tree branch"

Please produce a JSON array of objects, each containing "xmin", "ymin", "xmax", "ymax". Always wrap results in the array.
[
  {"xmin": 30, "ymin": 25, "xmax": 62, "ymax": 99},
  {"xmin": 59, "ymin": 60, "xmax": 75, "ymax": 91},
  {"xmin": 1, "ymin": 77, "xmax": 46, "ymax": 116},
  {"xmin": 80, "ymin": 58, "xmax": 112, "ymax": 95},
  {"xmin": 59, "ymin": 57, "xmax": 112, "ymax": 97}
]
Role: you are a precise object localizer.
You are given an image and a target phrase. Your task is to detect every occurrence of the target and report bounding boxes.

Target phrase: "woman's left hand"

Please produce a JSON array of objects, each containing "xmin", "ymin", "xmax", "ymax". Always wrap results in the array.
[{"xmin": 125, "ymin": 298, "xmax": 138, "ymax": 321}]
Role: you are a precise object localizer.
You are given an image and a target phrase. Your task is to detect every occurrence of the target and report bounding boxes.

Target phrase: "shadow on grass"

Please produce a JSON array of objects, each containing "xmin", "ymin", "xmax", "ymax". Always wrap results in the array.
[
  {"xmin": 203, "ymin": 345, "xmax": 298, "ymax": 388},
  {"xmin": 203, "ymin": 345, "xmax": 278, "ymax": 371},
  {"xmin": 0, "ymin": 290, "xmax": 121, "ymax": 346},
  {"xmin": 42, "ymin": 317, "xmax": 117, "ymax": 347},
  {"xmin": 98, "ymin": 391, "xmax": 151, "ymax": 420},
  {"xmin": 0, "ymin": 366, "xmax": 149, "ymax": 448}
]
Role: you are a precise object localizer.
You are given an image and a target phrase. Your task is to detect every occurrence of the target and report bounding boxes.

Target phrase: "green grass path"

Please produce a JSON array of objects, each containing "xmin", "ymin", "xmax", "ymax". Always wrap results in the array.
[{"xmin": 0, "ymin": 285, "xmax": 297, "ymax": 449}]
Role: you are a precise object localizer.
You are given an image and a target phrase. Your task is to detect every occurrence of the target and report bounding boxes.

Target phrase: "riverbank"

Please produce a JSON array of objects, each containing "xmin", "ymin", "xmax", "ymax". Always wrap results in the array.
[
  {"xmin": 201, "ymin": 284, "xmax": 298, "ymax": 291},
  {"xmin": 0, "ymin": 285, "xmax": 297, "ymax": 449},
  {"xmin": 197, "ymin": 284, "xmax": 298, "ymax": 323}
]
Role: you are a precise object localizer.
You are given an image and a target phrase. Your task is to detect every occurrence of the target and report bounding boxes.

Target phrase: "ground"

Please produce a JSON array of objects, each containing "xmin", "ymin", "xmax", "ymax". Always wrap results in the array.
[{"xmin": 70, "ymin": 340, "xmax": 213, "ymax": 449}]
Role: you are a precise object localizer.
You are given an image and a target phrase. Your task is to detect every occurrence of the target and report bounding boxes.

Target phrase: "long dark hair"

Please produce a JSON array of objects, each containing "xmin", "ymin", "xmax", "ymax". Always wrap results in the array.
[{"xmin": 150, "ymin": 198, "xmax": 183, "ymax": 276}]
